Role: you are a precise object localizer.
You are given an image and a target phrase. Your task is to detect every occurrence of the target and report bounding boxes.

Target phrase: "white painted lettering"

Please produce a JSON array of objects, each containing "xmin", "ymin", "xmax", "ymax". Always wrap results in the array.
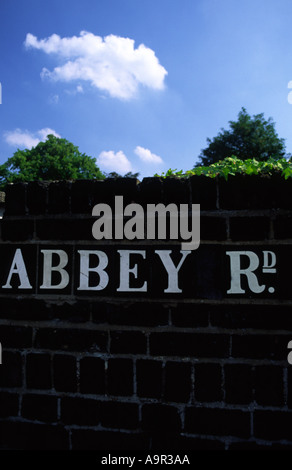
[
  {"xmin": 40, "ymin": 250, "xmax": 69, "ymax": 289},
  {"xmin": 117, "ymin": 250, "xmax": 147, "ymax": 292},
  {"xmin": 155, "ymin": 250, "xmax": 191, "ymax": 293},
  {"xmin": 78, "ymin": 250, "xmax": 109, "ymax": 290},
  {"xmin": 263, "ymin": 250, "xmax": 276, "ymax": 273},
  {"xmin": 2, "ymin": 248, "xmax": 32, "ymax": 289},
  {"xmin": 226, "ymin": 251, "xmax": 265, "ymax": 294}
]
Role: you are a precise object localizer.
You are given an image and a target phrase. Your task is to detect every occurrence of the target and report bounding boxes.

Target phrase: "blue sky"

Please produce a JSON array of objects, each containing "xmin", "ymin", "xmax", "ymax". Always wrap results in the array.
[{"xmin": 1, "ymin": 0, "xmax": 292, "ymax": 179}]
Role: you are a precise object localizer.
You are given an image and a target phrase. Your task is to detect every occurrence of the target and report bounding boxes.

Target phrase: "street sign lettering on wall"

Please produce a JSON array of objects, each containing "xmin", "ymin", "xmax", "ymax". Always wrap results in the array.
[{"xmin": 0, "ymin": 244, "xmax": 283, "ymax": 299}]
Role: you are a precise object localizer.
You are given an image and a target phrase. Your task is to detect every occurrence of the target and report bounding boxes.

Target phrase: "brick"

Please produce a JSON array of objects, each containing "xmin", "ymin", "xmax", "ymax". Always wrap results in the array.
[
  {"xmin": 91, "ymin": 177, "xmax": 139, "ymax": 208},
  {"xmin": 224, "ymin": 364, "xmax": 253, "ymax": 404},
  {"xmin": 71, "ymin": 180, "xmax": 94, "ymax": 214},
  {"xmin": 1, "ymin": 219, "xmax": 34, "ymax": 241},
  {"xmin": 162, "ymin": 177, "xmax": 190, "ymax": 205},
  {"xmin": 80, "ymin": 357, "xmax": 105, "ymax": 394},
  {"xmin": 34, "ymin": 327, "xmax": 108, "ymax": 353},
  {"xmin": 138, "ymin": 177, "xmax": 163, "ymax": 206},
  {"xmin": 164, "ymin": 361, "xmax": 192, "ymax": 403},
  {"xmin": 0, "ymin": 298, "xmax": 45, "ymax": 321},
  {"xmin": 200, "ymin": 216, "xmax": 227, "ymax": 241},
  {"xmin": 229, "ymin": 217, "xmax": 270, "ymax": 241},
  {"xmin": 27, "ymin": 181, "xmax": 49, "ymax": 214},
  {"xmin": 288, "ymin": 367, "xmax": 292, "ymax": 409},
  {"xmin": 36, "ymin": 219, "xmax": 64, "ymax": 240},
  {"xmin": 185, "ymin": 407, "xmax": 250, "ymax": 438},
  {"xmin": 150, "ymin": 332, "xmax": 229, "ymax": 358},
  {"xmin": 107, "ymin": 359, "xmax": 133, "ymax": 396},
  {"xmin": 26, "ymin": 353, "xmax": 52, "ymax": 390},
  {"xmin": 218, "ymin": 174, "xmax": 273, "ymax": 210},
  {"xmin": 88, "ymin": 180, "xmax": 107, "ymax": 205},
  {"xmin": 231, "ymin": 334, "xmax": 290, "ymax": 360},
  {"xmin": 90, "ymin": 301, "xmax": 108, "ymax": 324},
  {"xmin": 110, "ymin": 177, "xmax": 139, "ymax": 206},
  {"xmin": 100, "ymin": 401, "xmax": 139, "ymax": 429},
  {"xmin": 274, "ymin": 215, "xmax": 292, "ymax": 239},
  {"xmin": 0, "ymin": 325, "xmax": 32, "ymax": 348},
  {"xmin": 254, "ymin": 365, "xmax": 284, "ymax": 406},
  {"xmin": 0, "ymin": 421, "xmax": 69, "ymax": 450},
  {"xmin": 270, "ymin": 175, "xmax": 292, "ymax": 209},
  {"xmin": 230, "ymin": 441, "xmax": 292, "ymax": 450},
  {"xmin": 254, "ymin": 410, "xmax": 292, "ymax": 440},
  {"xmin": 190, "ymin": 175, "xmax": 217, "ymax": 210},
  {"xmin": 0, "ymin": 298, "xmax": 90, "ymax": 322},
  {"xmin": 170, "ymin": 303, "xmax": 209, "ymax": 328},
  {"xmin": 141, "ymin": 404, "xmax": 181, "ymax": 432},
  {"xmin": 53, "ymin": 354, "xmax": 77, "ymax": 392},
  {"xmin": 228, "ymin": 441, "xmax": 272, "ymax": 450},
  {"xmin": 0, "ymin": 351, "xmax": 22, "ymax": 388},
  {"xmin": 136, "ymin": 360, "xmax": 163, "ymax": 398},
  {"xmin": 0, "ymin": 392, "xmax": 19, "ymax": 417},
  {"xmin": 151, "ymin": 433, "xmax": 225, "ymax": 450},
  {"xmin": 36, "ymin": 218, "xmax": 93, "ymax": 241},
  {"xmin": 110, "ymin": 331, "xmax": 147, "ymax": 354},
  {"xmin": 61, "ymin": 397, "xmax": 100, "ymax": 425},
  {"xmin": 45, "ymin": 300, "xmax": 91, "ymax": 322},
  {"xmin": 71, "ymin": 429, "xmax": 149, "ymax": 450},
  {"xmin": 4, "ymin": 183, "xmax": 27, "ymax": 216},
  {"xmin": 209, "ymin": 304, "xmax": 292, "ymax": 330},
  {"xmin": 21, "ymin": 394, "xmax": 58, "ymax": 422},
  {"xmin": 93, "ymin": 302, "xmax": 169, "ymax": 327},
  {"xmin": 195, "ymin": 363, "xmax": 222, "ymax": 402},
  {"xmin": 48, "ymin": 181, "xmax": 71, "ymax": 214}
]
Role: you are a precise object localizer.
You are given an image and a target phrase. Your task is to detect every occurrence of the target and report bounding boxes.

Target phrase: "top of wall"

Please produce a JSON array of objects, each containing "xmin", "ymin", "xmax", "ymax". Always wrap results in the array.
[{"xmin": 2, "ymin": 174, "xmax": 292, "ymax": 216}]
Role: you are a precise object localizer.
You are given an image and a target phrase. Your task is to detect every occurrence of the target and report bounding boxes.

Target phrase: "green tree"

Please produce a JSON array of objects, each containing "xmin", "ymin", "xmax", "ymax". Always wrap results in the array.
[
  {"xmin": 0, "ymin": 134, "xmax": 105, "ymax": 189},
  {"xmin": 196, "ymin": 108, "xmax": 287, "ymax": 166}
]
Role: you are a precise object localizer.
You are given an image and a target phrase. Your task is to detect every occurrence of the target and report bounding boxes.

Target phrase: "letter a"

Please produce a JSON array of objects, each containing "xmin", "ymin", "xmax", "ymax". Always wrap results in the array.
[{"xmin": 2, "ymin": 249, "xmax": 32, "ymax": 289}]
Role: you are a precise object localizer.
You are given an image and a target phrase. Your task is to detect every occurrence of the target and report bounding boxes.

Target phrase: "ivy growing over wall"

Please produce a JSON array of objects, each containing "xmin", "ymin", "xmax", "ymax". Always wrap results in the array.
[{"xmin": 154, "ymin": 156, "xmax": 292, "ymax": 180}]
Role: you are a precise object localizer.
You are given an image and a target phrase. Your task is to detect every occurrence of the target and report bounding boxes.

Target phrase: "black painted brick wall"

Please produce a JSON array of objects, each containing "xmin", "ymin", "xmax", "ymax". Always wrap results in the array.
[{"xmin": 0, "ymin": 176, "xmax": 292, "ymax": 451}]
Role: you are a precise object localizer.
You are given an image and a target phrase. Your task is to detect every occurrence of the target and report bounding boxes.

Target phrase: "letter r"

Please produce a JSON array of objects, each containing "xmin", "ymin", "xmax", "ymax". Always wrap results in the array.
[{"xmin": 226, "ymin": 251, "xmax": 265, "ymax": 294}]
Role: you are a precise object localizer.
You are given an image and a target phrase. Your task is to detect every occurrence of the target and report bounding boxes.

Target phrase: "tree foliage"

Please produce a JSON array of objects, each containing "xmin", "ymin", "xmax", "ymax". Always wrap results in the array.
[
  {"xmin": 154, "ymin": 156, "xmax": 292, "ymax": 180},
  {"xmin": 0, "ymin": 134, "xmax": 105, "ymax": 189},
  {"xmin": 105, "ymin": 171, "xmax": 140, "ymax": 179},
  {"xmin": 196, "ymin": 108, "xmax": 287, "ymax": 166}
]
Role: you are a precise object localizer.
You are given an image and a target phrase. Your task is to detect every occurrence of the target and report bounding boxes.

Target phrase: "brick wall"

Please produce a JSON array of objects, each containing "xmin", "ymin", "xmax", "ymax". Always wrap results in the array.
[{"xmin": 0, "ymin": 175, "xmax": 292, "ymax": 451}]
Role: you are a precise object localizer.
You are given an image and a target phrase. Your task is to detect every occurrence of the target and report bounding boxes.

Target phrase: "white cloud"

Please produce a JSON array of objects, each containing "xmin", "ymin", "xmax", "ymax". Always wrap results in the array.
[
  {"xmin": 97, "ymin": 150, "xmax": 132, "ymax": 174},
  {"xmin": 134, "ymin": 146, "xmax": 163, "ymax": 164},
  {"xmin": 4, "ymin": 128, "xmax": 61, "ymax": 148},
  {"xmin": 24, "ymin": 31, "xmax": 167, "ymax": 100},
  {"xmin": 49, "ymin": 94, "xmax": 59, "ymax": 104},
  {"xmin": 65, "ymin": 84, "xmax": 84, "ymax": 95}
]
